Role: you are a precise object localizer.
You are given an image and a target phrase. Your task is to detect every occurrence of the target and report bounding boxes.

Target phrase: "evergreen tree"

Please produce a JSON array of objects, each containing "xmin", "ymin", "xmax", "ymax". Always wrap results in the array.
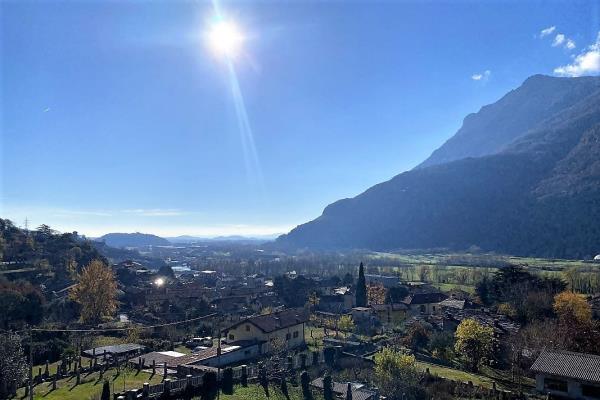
[
  {"xmin": 182, "ymin": 382, "xmax": 194, "ymax": 400},
  {"xmin": 301, "ymin": 371, "xmax": 312, "ymax": 400},
  {"xmin": 101, "ymin": 380, "xmax": 110, "ymax": 400},
  {"xmin": 241, "ymin": 366, "xmax": 248, "ymax": 387},
  {"xmin": 222, "ymin": 367, "xmax": 234, "ymax": 394},
  {"xmin": 355, "ymin": 262, "xmax": 367, "ymax": 307},
  {"xmin": 202, "ymin": 371, "xmax": 218, "ymax": 400},
  {"xmin": 323, "ymin": 374, "xmax": 334, "ymax": 400}
]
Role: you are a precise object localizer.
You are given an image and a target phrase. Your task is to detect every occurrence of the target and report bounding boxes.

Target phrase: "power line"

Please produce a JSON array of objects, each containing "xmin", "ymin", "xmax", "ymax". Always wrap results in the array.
[{"xmin": 29, "ymin": 313, "xmax": 217, "ymax": 333}]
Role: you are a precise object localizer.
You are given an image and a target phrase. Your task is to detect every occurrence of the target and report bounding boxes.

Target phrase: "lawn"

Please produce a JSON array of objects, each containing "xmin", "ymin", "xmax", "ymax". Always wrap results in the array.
[
  {"xmin": 16, "ymin": 367, "xmax": 163, "ymax": 400},
  {"xmin": 416, "ymin": 361, "xmax": 497, "ymax": 389},
  {"xmin": 221, "ymin": 384, "xmax": 303, "ymax": 400}
]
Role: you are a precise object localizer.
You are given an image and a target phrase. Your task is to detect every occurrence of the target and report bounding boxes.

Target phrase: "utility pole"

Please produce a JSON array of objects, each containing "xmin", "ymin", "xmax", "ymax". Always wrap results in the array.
[{"xmin": 217, "ymin": 316, "xmax": 221, "ymax": 400}]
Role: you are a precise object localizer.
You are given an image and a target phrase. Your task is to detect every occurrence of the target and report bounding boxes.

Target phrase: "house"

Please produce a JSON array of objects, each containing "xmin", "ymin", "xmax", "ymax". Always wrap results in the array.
[
  {"xmin": 351, "ymin": 307, "xmax": 372, "ymax": 323},
  {"xmin": 140, "ymin": 342, "xmax": 260, "ymax": 372},
  {"xmin": 371, "ymin": 303, "xmax": 407, "ymax": 325},
  {"xmin": 402, "ymin": 292, "xmax": 447, "ymax": 315},
  {"xmin": 224, "ymin": 308, "xmax": 308, "ymax": 354},
  {"xmin": 318, "ymin": 294, "xmax": 354, "ymax": 313},
  {"xmin": 531, "ymin": 350, "xmax": 600, "ymax": 400},
  {"xmin": 168, "ymin": 342, "xmax": 261, "ymax": 368},
  {"xmin": 439, "ymin": 298, "xmax": 466, "ymax": 311},
  {"xmin": 311, "ymin": 378, "xmax": 379, "ymax": 400}
]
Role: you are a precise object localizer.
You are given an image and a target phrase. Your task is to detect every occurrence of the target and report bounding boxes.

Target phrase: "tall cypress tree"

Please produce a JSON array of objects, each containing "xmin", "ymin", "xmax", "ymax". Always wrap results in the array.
[
  {"xmin": 101, "ymin": 380, "xmax": 110, "ymax": 400},
  {"xmin": 355, "ymin": 262, "xmax": 367, "ymax": 307},
  {"xmin": 323, "ymin": 374, "xmax": 334, "ymax": 400}
]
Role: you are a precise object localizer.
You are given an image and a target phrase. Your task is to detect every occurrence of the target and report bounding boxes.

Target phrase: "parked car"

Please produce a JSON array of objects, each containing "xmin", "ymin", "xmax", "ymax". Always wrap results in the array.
[{"xmin": 186, "ymin": 336, "xmax": 213, "ymax": 348}]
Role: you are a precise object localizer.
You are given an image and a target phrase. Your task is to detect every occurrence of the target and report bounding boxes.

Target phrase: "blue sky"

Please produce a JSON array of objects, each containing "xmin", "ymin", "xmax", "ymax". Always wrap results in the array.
[{"xmin": 1, "ymin": 0, "xmax": 599, "ymax": 237}]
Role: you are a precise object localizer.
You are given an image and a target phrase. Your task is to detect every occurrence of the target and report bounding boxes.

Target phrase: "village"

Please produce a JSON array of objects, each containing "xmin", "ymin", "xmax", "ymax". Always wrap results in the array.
[{"xmin": 4, "ymin": 242, "xmax": 599, "ymax": 400}]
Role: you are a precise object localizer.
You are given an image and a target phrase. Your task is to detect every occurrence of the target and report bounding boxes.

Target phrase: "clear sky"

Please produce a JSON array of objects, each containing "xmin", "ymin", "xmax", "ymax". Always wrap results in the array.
[{"xmin": 1, "ymin": 0, "xmax": 599, "ymax": 237}]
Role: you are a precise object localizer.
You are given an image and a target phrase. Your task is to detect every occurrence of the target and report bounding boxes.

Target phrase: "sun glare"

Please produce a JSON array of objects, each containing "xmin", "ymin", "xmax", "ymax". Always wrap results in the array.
[{"xmin": 208, "ymin": 20, "xmax": 244, "ymax": 58}]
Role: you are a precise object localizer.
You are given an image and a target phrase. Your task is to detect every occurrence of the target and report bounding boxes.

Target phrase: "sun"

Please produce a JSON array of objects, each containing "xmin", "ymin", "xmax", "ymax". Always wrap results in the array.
[{"xmin": 208, "ymin": 20, "xmax": 244, "ymax": 58}]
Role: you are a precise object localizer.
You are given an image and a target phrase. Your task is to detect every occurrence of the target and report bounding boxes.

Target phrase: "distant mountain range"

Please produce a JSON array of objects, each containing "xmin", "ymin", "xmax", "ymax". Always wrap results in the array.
[
  {"xmin": 95, "ymin": 232, "xmax": 279, "ymax": 247},
  {"xmin": 96, "ymin": 232, "xmax": 171, "ymax": 248},
  {"xmin": 277, "ymin": 75, "xmax": 600, "ymax": 259},
  {"xmin": 167, "ymin": 234, "xmax": 280, "ymax": 243}
]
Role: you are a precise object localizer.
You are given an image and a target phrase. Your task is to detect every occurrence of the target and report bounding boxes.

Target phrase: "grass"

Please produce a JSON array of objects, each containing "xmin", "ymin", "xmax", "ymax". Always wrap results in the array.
[
  {"xmin": 416, "ymin": 361, "xmax": 497, "ymax": 389},
  {"xmin": 432, "ymin": 283, "xmax": 476, "ymax": 294},
  {"xmin": 16, "ymin": 367, "xmax": 163, "ymax": 400},
  {"xmin": 174, "ymin": 345, "xmax": 192, "ymax": 355},
  {"xmin": 305, "ymin": 325, "xmax": 325, "ymax": 350},
  {"xmin": 221, "ymin": 384, "xmax": 303, "ymax": 400},
  {"xmin": 416, "ymin": 361, "xmax": 536, "ymax": 392}
]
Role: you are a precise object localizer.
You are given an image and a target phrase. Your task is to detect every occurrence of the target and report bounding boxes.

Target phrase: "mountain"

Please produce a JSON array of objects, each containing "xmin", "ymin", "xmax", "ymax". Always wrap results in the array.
[
  {"xmin": 166, "ymin": 234, "xmax": 280, "ymax": 243},
  {"xmin": 96, "ymin": 232, "xmax": 170, "ymax": 248},
  {"xmin": 418, "ymin": 75, "xmax": 600, "ymax": 168},
  {"xmin": 277, "ymin": 75, "xmax": 600, "ymax": 259}
]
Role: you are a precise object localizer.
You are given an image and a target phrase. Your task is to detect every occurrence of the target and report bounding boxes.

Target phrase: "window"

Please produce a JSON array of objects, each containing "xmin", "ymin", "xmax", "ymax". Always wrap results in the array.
[
  {"xmin": 245, "ymin": 324, "xmax": 250, "ymax": 332},
  {"xmin": 420, "ymin": 305, "xmax": 426, "ymax": 313},
  {"xmin": 544, "ymin": 378, "xmax": 567, "ymax": 392},
  {"xmin": 293, "ymin": 331, "xmax": 299, "ymax": 338},
  {"xmin": 286, "ymin": 333, "xmax": 291, "ymax": 340},
  {"xmin": 228, "ymin": 334, "xmax": 234, "ymax": 340}
]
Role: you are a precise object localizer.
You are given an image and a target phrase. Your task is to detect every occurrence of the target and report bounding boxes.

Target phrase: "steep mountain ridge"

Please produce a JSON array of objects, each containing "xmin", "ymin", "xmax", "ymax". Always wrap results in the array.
[
  {"xmin": 418, "ymin": 75, "xmax": 600, "ymax": 168},
  {"xmin": 277, "ymin": 75, "xmax": 600, "ymax": 258}
]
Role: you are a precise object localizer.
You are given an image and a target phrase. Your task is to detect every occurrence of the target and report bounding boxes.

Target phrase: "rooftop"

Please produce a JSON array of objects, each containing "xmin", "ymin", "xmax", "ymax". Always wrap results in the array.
[
  {"xmin": 311, "ymin": 378, "xmax": 377, "ymax": 400},
  {"xmin": 402, "ymin": 292, "xmax": 447, "ymax": 305},
  {"xmin": 227, "ymin": 308, "xmax": 308, "ymax": 333},
  {"xmin": 83, "ymin": 343, "xmax": 145, "ymax": 357},
  {"xmin": 531, "ymin": 350, "xmax": 600, "ymax": 383}
]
